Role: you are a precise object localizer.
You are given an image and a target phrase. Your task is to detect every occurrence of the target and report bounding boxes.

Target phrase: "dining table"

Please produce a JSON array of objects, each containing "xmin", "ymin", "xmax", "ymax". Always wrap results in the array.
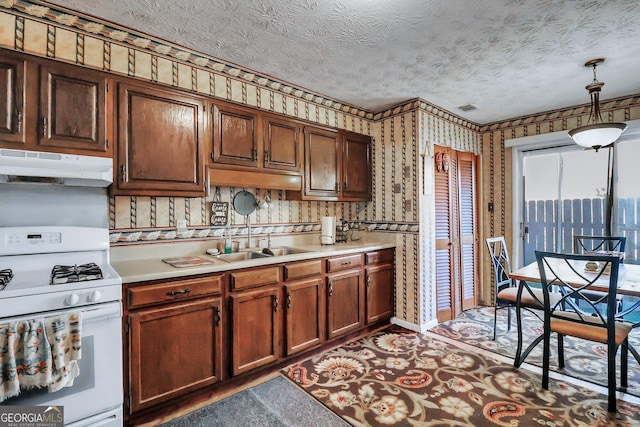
[{"xmin": 507, "ymin": 258, "xmax": 640, "ymax": 367}]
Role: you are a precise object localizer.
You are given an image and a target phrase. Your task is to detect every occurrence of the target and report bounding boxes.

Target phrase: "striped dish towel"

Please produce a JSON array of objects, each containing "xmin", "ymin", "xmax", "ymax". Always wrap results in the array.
[{"xmin": 45, "ymin": 312, "xmax": 82, "ymax": 392}]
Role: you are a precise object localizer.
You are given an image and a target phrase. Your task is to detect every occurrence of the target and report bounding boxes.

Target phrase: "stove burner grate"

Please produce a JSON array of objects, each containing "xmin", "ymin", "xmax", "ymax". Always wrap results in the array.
[
  {"xmin": 0, "ymin": 269, "xmax": 13, "ymax": 290},
  {"xmin": 51, "ymin": 263, "xmax": 104, "ymax": 285}
]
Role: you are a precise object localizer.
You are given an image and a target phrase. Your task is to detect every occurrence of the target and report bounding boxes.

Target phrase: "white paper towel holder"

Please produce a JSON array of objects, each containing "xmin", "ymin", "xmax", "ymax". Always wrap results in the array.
[{"xmin": 320, "ymin": 216, "xmax": 336, "ymax": 245}]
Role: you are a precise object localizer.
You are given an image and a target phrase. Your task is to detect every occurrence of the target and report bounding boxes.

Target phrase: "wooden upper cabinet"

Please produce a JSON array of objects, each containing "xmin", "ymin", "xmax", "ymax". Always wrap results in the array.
[
  {"xmin": 211, "ymin": 103, "xmax": 258, "ymax": 168},
  {"xmin": 289, "ymin": 126, "xmax": 372, "ymax": 201},
  {"xmin": 39, "ymin": 62, "xmax": 109, "ymax": 153},
  {"xmin": 342, "ymin": 131, "xmax": 372, "ymax": 200},
  {"xmin": 263, "ymin": 115, "xmax": 301, "ymax": 172},
  {"xmin": 304, "ymin": 126, "xmax": 341, "ymax": 199},
  {"xmin": 114, "ymin": 81, "xmax": 206, "ymax": 196},
  {"xmin": 0, "ymin": 53, "xmax": 29, "ymax": 146}
]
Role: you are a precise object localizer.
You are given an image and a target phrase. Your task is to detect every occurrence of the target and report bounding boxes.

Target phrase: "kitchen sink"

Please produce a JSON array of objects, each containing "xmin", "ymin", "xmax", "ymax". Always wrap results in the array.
[
  {"xmin": 260, "ymin": 246, "xmax": 311, "ymax": 256},
  {"xmin": 212, "ymin": 251, "xmax": 271, "ymax": 262}
]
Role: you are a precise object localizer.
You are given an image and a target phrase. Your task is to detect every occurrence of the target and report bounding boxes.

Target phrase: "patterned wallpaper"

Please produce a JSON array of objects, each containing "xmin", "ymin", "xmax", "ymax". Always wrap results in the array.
[{"xmin": 0, "ymin": 1, "xmax": 500, "ymax": 331}]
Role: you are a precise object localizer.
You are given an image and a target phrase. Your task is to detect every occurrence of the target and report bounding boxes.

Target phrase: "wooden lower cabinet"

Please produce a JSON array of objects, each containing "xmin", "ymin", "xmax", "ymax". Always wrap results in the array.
[
  {"xmin": 230, "ymin": 286, "xmax": 281, "ymax": 375},
  {"xmin": 326, "ymin": 269, "xmax": 364, "ymax": 339},
  {"xmin": 365, "ymin": 263, "xmax": 394, "ymax": 324},
  {"xmin": 284, "ymin": 277, "xmax": 324, "ymax": 355},
  {"xmin": 124, "ymin": 248, "xmax": 394, "ymax": 424},
  {"xmin": 128, "ymin": 297, "xmax": 223, "ymax": 413}
]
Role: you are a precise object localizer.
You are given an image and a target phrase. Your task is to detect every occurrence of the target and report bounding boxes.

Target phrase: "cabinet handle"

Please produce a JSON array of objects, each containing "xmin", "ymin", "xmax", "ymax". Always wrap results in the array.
[
  {"xmin": 341, "ymin": 261, "xmax": 350, "ymax": 266},
  {"xmin": 214, "ymin": 306, "xmax": 221, "ymax": 327},
  {"xmin": 286, "ymin": 292, "xmax": 291, "ymax": 309},
  {"xmin": 328, "ymin": 282, "xmax": 333, "ymax": 297},
  {"xmin": 264, "ymin": 150, "xmax": 269, "ymax": 161},
  {"xmin": 344, "ymin": 181, "xmax": 348, "ymax": 191},
  {"xmin": 367, "ymin": 276, "xmax": 372, "ymax": 288},
  {"xmin": 166, "ymin": 288, "xmax": 191, "ymax": 296},
  {"xmin": 253, "ymin": 148, "xmax": 257, "ymax": 160},
  {"xmin": 16, "ymin": 111, "xmax": 22, "ymax": 134},
  {"xmin": 41, "ymin": 117, "xmax": 47, "ymax": 137},
  {"xmin": 335, "ymin": 182, "xmax": 339, "ymax": 192},
  {"xmin": 274, "ymin": 295, "xmax": 279, "ymax": 312},
  {"xmin": 120, "ymin": 164, "xmax": 126, "ymax": 182}
]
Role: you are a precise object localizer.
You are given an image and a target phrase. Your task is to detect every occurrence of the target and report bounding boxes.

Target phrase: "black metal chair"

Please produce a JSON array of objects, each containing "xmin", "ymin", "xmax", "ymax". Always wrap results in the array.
[
  {"xmin": 535, "ymin": 251, "xmax": 636, "ymax": 413},
  {"xmin": 573, "ymin": 235, "xmax": 626, "ymax": 313},
  {"xmin": 486, "ymin": 237, "xmax": 517, "ymax": 340},
  {"xmin": 485, "ymin": 237, "xmax": 558, "ymax": 356},
  {"xmin": 573, "ymin": 235, "xmax": 626, "ymax": 256}
]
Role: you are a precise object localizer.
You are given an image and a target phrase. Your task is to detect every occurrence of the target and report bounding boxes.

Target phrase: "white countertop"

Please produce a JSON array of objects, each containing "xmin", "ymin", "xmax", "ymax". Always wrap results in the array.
[{"xmin": 110, "ymin": 232, "xmax": 398, "ymax": 284}]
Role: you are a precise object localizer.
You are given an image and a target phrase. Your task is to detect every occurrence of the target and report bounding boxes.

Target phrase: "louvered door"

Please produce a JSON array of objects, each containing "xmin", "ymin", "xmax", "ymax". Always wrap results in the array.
[
  {"xmin": 434, "ymin": 146, "xmax": 478, "ymax": 321},
  {"xmin": 457, "ymin": 152, "xmax": 478, "ymax": 311},
  {"xmin": 434, "ymin": 148, "xmax": 455, "ymax": 321}
]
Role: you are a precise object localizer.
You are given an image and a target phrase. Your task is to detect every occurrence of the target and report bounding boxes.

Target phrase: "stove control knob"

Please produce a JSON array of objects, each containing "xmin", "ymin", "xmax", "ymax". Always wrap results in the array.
[
  {"xmin": 88, "ymin": 290, "xmax": 102, "ymax": 302},
  {"xmin": 65, "ymin": 293, "xmax": 80, "ymax": 306}
]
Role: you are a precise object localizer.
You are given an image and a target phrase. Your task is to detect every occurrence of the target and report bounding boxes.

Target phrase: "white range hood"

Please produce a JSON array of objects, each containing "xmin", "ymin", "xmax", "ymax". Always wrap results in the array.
[{"xmin": 0, "ymin": 148, "xmax": 113, "ymax": 187}]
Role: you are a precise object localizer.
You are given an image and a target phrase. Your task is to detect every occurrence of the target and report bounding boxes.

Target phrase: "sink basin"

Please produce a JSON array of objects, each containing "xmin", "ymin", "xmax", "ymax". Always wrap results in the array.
[
  {"xmin": 261, "ymin": 246, "xmax": 311, "ymax": 256},
  {"xmin": 212, "ymin": 251, "xmax": 271, "ymax": 262}
]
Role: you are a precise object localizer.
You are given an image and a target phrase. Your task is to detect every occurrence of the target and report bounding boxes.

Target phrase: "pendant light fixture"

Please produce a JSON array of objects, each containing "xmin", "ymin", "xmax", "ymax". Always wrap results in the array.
[{"xmin": 568, "ymin": 58, "xmax": 627, "ymax": 151}]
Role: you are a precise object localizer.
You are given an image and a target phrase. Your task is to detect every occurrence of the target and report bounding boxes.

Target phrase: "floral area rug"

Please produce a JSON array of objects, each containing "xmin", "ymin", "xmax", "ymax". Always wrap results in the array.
[
  {"xmin": 430, "ymin": 306, "xmax": 640, "ymax": 398},
  {"xmin": 282, "ymin": 326, "xmax": 640, "ymax": 426}
]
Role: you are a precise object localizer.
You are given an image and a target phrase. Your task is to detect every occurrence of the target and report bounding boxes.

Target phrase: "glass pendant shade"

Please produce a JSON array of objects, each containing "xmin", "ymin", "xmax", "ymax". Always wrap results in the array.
[{"xmin": 569, "ymin": 122, "xmax": 627, "ymax": 149}]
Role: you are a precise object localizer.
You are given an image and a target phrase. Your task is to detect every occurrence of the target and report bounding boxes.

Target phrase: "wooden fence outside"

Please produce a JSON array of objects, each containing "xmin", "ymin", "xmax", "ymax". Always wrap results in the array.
[{"xmin": 523, "ymin": 197, "xmax": 640, "ymax": 265}]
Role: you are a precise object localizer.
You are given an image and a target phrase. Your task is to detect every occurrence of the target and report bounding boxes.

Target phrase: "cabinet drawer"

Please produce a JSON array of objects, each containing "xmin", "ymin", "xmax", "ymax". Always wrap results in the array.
[
  {"xmin": 284, "ymin": 260, "xmax": 322, "ymax": 281},
  {"xmin": 230, "ymin": 266, "xmax": 281, "ymax": 291},
  {"xmin": 326, "ymin": 254, "xmax": 362, "ymax": 273},
  {"xmin": 128, "ymin": 275, "xmax": 223, "ymax": 309},
  {"xmin": 366, "ymin": 249, "xmax": 395, "ymax": 265}
]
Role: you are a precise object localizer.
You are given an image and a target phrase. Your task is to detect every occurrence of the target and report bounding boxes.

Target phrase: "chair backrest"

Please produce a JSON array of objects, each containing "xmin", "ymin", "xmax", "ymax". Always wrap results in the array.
[
  {"xmin": 486, "ymin": 237, "xmax": 513, "ymax": 293},
  {"xmin": 573, "ymin": 235, "xmax": 626, "ymax": 256},
  {"xmin": 535, "ymin": 251, "xmax": 621, "ymax": 325}
]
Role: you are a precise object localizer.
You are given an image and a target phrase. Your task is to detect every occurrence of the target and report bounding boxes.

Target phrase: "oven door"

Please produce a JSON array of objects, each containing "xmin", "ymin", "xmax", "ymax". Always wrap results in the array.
[{"xmin": 1, "ymin": 302, "xmax": 123, "ymax": 427}]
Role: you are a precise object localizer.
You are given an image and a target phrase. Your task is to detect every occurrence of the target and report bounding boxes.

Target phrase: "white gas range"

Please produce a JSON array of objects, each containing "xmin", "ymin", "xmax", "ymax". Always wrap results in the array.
[{"xmin": 0, "ymin": 150, "xmax": 123, "ymax": 427}]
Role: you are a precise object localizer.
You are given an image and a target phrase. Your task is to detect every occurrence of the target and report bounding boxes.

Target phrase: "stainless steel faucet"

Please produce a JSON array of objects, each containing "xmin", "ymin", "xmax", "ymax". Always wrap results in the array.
[{"xmin": 246, "ymin": 215, "xmax": 251, "ymax": 249}]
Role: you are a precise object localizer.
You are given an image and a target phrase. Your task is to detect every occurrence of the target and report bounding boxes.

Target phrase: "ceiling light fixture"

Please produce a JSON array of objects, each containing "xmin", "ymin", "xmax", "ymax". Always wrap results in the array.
[{"xmin": 568, "ymin": 58, "xmax": 627, "ymax": 152}]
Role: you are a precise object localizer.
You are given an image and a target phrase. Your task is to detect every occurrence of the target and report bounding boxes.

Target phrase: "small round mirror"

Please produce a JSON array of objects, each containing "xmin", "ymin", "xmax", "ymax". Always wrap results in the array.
[{"xmin": 233, "ymin": 190, "xmax": 257, "ymax": 216}]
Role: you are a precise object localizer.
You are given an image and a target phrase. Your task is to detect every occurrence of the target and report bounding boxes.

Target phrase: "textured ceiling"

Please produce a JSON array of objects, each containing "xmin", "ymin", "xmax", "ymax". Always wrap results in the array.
[{"xmin": 45, "ymin": 0, "xmax": 640, "ymax": 124}]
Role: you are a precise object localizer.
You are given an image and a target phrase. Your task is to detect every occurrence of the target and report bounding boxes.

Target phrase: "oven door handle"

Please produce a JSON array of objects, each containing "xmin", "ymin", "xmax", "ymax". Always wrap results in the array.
[
  {"xmin": 81, "ymin": 301, "xmax": 122, "ymax": 322},
  {"xmin": 1, "ymin": 301, "xmax": 121, "ymax": 324}
]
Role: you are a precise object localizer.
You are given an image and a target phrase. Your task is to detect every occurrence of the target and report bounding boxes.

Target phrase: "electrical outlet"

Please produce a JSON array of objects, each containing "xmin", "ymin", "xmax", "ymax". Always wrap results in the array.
[{"xmin": 177, "ymin": 219, "xmax": 187, "ymax": 232}]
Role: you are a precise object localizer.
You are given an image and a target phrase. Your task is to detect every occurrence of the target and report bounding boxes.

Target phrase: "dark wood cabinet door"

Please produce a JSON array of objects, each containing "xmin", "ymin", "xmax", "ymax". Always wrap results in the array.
[
  {"xmin": 211, "ymin": 103, "xmax": 258, "ymax": 167},
  {"xmin": 326, "ymin": 269, "xmax": 363, "ymax": 339},
  {"xmin": 231, "ymin": 286, "xmax": 281, "ymax": 375},
  {"xmin": 263, "ymin": 116, "xmax": 300, "ymax": 171},
  {"xmin": 39, "ymin": 62, "xmax": 109, "ymax": 153},
  {"xmin": 128, "ymin": 297, "xmax": 223, "ymax": 413},
  {"xmin": 365, "ymin": 263, "xmax": 394, "ymax": 324},
  {"xmin": 342, "ymin": 131, "xmax": 372, "ymax": 200},
  {"xmin": 116, "ymin": 81, "xmax": 205, "ymax": 195},
  {"xmin": 304, "ymin": 126, "xmax": 341, "ymax": 199},
  {"xmin": 284, "ymin": 277, "xmax": 324, "ymax": 355},
  {"xmin": 0, "ymin": 54, "xmax": 29, "ymax": 146}
]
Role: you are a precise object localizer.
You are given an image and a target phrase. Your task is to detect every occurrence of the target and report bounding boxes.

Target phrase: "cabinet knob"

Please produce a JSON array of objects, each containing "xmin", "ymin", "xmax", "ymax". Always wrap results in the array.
[
  {"xmin": 274, "ymin": 295, "xmax": 279, "ymax": 312},
  {"xmin": 286, "ymin": 292, "xmax": 291, "ymax": 309},
  {"xmin": 41, "ymin": 117, "xmax": 47, "ymax": 137},
  {"xmin": 328, "ymin": 282, "xmax": 333, "ymax": 297},
  {"xmin": 367, "ymin": 276, "xmax": 371, "ymax": 287},
  {"xmin": 16, "ymin": 111, "xmax": 22, "ymax": 134}
]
